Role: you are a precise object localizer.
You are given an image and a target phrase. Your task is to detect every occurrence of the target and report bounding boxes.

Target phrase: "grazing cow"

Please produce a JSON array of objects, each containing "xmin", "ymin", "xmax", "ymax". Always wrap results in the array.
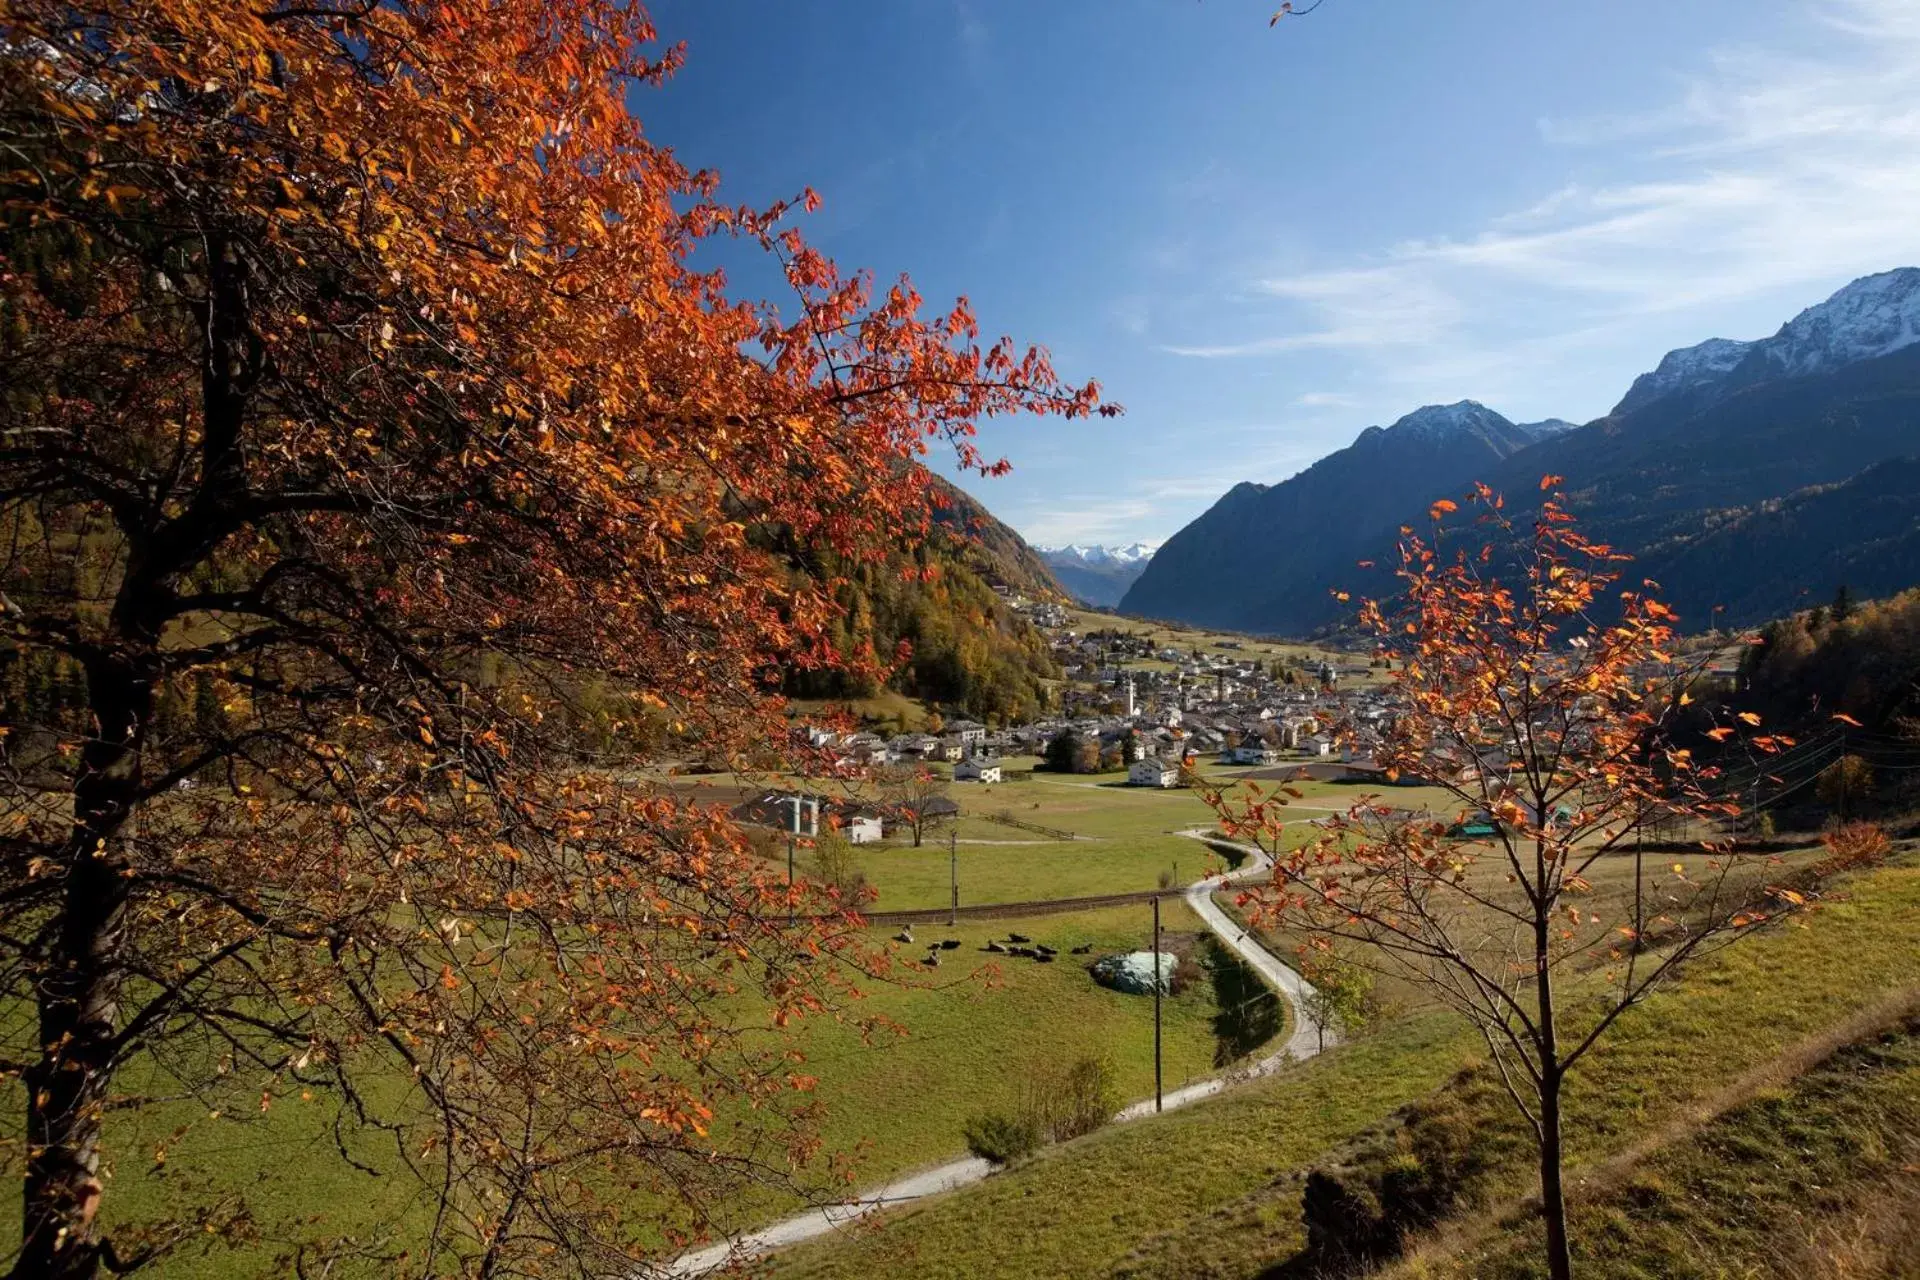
[
  {"xmin": 1070, "ymin": 944, "xmax": 1092, "ymax": 955},
  {"xmin": 1035, "ymin": 953, "xmax": 1055, "ymax": 963},
  {"xmin": 940, "ymin": 939, "xmax": 961, "ymax": 950},
  {"xmin": 1007, "ymin": 932, "xmax": 1031, "ymax": 944},
  {"xmin": 1035, "ymin": 944, "xmax": 1057, "ymax": 957},
  {"xmin": 896, "ymin": 926, "xmax": 915, "ymax": 944},
  {"xmin": 1009, "ymin": 946, "xmax": 1034, "ymax": 958},
  {"xmin": 984, "ymin": 941, "xmax": 1007, "ymax": 953},
  {"xmin": 925, "ymin": 952, "xmax": 941, "ymax": 968}
]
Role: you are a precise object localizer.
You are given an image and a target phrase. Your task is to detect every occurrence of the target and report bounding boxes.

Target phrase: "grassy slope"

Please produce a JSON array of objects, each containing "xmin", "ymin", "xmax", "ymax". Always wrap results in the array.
[
  {"xmin": 713, "ymin": 901, "xmax": 1247, "ymax": 1228},
  {"xmin": 80, "ymin": 903, "xmax": 1257, "ymax": 1277},
  {"xmin": 772, "ymin": 1013, "xmax": 1475, "ymax": 1280},
  {"xmin": 769, "ymin": 854, "xmax": 1920, "ymax": 1280},
  {"xmin": 1399, "ymin": 1008, "xmax": 1920, "ymax": 1280}
]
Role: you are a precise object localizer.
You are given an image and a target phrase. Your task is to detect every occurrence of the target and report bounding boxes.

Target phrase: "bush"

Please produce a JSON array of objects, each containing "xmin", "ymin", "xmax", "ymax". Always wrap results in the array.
[
  {"xmin": 962, "ymin": 1110, "xmax": 1043, "ymax": 1164},
  {"xmin": 963, "ymin": 1054, "xmax": 1118, "ymax": 1164},
  {"xmin": 1812, "ymin": 820, "xmax": 1891, "ymax": 878},
  {"xmin": 1029, "ymin": 1054, "xmax": 1119, "ymax": 1143},
  {"xmin": 1816, "ymin": 753, "xmax": 1876, "ymax": 810},
  {"xmin": 808, "ymin": 831, "xmax": 869, "ymax": 900}
]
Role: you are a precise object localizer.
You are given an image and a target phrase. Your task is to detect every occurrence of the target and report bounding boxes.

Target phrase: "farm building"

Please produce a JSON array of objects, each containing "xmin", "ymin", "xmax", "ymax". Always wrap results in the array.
[
  {"xmin": 953, "ymin": 756, "xmax": 1004, "ymax": 784},
  {"xmin": 1127, "ymin": 758, "xmax": 1181, "ymax": 789}
]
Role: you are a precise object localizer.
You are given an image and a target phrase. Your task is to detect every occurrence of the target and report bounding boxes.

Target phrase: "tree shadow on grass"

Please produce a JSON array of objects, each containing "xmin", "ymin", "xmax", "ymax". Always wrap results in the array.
[{"xmin": 1206, "ymin": 937, "xmax": 1283, "ymax": 1066}]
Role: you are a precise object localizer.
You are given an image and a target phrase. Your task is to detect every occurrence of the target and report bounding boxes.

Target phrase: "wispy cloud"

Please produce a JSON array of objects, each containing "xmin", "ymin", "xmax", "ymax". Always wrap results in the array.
[
  {"xmin": 1162, "ymin": 0, "xmax": 1920, "ymax": 415},
  {"xmin": 1292, "ymin": 391, "xmax": 1360, "ymax": 409},
  {"xmin": 996, "ymin": 435, "xmax": 1334, "ymax": 546}
]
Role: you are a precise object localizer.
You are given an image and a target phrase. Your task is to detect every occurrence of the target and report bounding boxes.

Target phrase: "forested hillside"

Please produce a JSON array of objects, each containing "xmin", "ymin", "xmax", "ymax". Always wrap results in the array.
[{"xmin": 782, "ymin": 473, "xmax": 1063, "ymax": 723}]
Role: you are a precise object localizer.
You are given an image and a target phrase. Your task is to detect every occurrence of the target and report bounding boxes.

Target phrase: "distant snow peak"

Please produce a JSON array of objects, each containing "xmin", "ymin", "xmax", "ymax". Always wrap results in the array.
[
  {"xmin": 1516, "ymin": 417, "xmax": 1578, "ymax": 441},
  {"xmin": 1037, "ymin": 542, "xmax": 1160, "ymax": 567}
]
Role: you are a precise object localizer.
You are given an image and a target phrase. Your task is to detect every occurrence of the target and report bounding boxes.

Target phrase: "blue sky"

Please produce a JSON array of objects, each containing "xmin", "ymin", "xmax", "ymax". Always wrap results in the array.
[{"xmin": 639, "ymin": 0, "xmax": 1920, "ymax": 547}]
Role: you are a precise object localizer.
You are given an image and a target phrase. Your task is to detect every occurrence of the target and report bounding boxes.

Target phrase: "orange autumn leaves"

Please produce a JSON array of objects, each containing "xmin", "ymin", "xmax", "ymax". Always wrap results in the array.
[{"xmin": 0, "ymin": 1, "xmax": 1108, "ymax": 1273}]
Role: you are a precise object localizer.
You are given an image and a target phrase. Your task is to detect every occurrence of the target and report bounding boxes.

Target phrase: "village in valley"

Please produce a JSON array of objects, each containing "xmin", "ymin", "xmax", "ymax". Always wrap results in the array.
[{"xmin": 784, "ymin": 596, "xmax": 1395, "ymax": 805}]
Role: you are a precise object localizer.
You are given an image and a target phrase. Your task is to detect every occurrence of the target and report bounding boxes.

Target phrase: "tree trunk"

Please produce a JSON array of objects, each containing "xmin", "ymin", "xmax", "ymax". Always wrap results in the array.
[
  {"xmin": 13, "ymin": 219, "xmax": 247, "ymax": 1280},
  {"xmin": 1539, "ymin": 1072, "xmax": 1573, "ymax": 1280},
  {"xmin": 1532, "ymin": 840, "xmax": 1574, "ymax": 1280},
  {"xmin": 13, "ymin": 655, "xmax": 148, "ymax": 1280}
]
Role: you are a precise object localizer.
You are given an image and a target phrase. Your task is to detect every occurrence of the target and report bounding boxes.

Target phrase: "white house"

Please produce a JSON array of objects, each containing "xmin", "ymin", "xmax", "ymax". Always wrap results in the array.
[
  {"xmin": 946, "ymin": 720, "xmax": 988, "ymax": 747},
  {"xmin": 846, "ymin": 815, "xmax": 885, "ymax": 845},
  {"xmin": 953, "ymin": 756, "xmax": 1004, "ymax": 784},
  {"xmin": 1303, "ymin": 735, "xmax": 1335, "ymax": 757},
  {"xmin": 1128, "ymin": 758, "xmax": 1180, "ymax": 789},
  {"xmin": 1222, "ymin": 744, "xmax": 1280, "ymax": 767}
]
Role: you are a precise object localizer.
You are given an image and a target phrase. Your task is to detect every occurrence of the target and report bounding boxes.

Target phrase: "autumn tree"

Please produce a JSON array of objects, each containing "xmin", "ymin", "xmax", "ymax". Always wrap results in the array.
[
  {"xmin": 877, "ymin": 765, "xmax": 953, "ymax": 848},
  {"xmin": 1204, "ymin": 485, "xmax": 1808, "ymax": 1280},
  {"xmin": 0, "ymin": 2, "xmax": 1108, "ymax": 1276},
  {"xmin": 1297, "ymin": 954, "xmax": 1379, "ymax": 1053}
]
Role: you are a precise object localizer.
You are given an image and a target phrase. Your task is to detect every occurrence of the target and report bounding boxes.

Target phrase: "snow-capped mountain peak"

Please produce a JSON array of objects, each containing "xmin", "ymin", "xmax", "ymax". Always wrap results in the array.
[
  {"xmin": 1035, "ymin": 541, "xmax": 1161, "ymax": 608},
  {"xmin": 1614, "ymin": 337, "xmax": 1753, "ymax": 415},
  {"xmin": 1350, "ymin": 400, "xmax": 1537, "ymax": 452},
  {"xmin": 1037, "ymin": 541, "xmax": 1160, "ymax": 566},
  {"xmin": 1759, "ymin": 267, "xmax": 1920, "ymax": 378},
  {"xmin": 1615, "ymin": 268, "xmax": 1920, "ymax": 415},
  {"xmin": 1371, "ymin": 400, "xmax": 1508, "ymax": 443}
]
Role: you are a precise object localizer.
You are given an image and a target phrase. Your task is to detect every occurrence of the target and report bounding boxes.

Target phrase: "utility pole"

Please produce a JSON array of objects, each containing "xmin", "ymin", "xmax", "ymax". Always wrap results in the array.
[
  {"xmin": 949, "ymin": 828, "xmax": 959, "ymax": 927},
  {"xmin": 1152, "ymin": 894, "xmax": 1163, "ymax": 1113},
  {"xmin": 782, "ymin": 795, "xmax": 813, "ymax": 927}
]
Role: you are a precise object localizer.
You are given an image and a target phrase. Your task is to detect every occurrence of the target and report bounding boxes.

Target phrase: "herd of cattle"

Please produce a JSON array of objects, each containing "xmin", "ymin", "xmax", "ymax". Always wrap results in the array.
[{"xmin": 890, "ymin": 924, "xmax": 1096, "ymax": 968}]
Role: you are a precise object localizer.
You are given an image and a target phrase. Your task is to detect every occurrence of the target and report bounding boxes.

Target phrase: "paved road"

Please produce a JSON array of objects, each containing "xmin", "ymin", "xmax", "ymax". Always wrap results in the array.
[
  {"xmin": 661, "ymin": 829, "xmax": 1323, "ymax": 1278},
  {"xmin": 1177, "ymin": 829, "xmax": 1326, "ymax": 1065}
]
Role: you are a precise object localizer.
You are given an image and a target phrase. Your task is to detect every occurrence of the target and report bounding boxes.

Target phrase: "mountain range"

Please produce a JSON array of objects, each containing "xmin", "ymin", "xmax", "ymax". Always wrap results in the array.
[
  {"xmin": 1035, "ymin": 542, "xmax": 1159, "ymax": 607},
  {"xmin": 1120, "ymin": 267, "xmax": 1920, "ymax": 635}
]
